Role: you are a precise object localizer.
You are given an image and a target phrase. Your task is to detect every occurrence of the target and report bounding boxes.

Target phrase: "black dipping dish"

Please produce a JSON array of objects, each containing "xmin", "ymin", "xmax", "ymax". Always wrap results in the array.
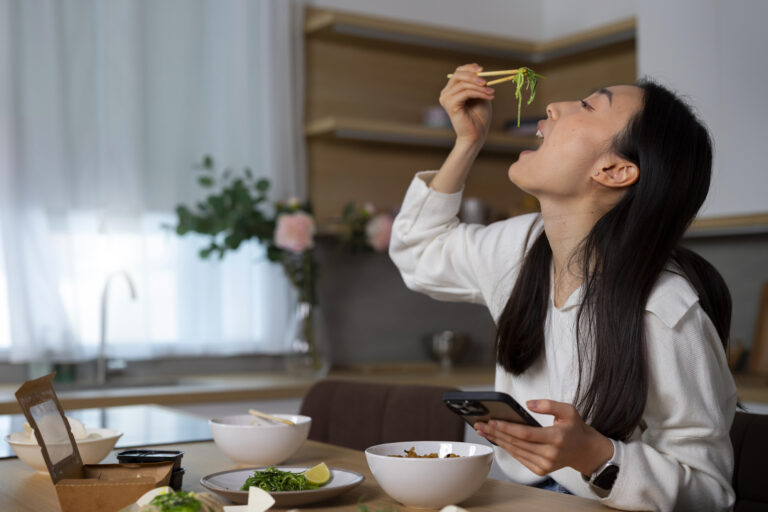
[{"xmin": 117, "ymin": 449, "xmax": 185, "ymax": 490}]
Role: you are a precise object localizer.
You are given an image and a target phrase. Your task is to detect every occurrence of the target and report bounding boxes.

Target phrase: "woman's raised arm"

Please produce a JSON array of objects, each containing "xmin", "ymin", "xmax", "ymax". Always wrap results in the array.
[
  {"xmin": 389, "ymin": 64, "xmax": 539, "ymax": 313},
  {"xmin": 389, "ymin": 169, "xmax": 540, "ymax": 312},
  {"xmin": 430, "ymin": 62, "xmax": 494, "ymax": 193}
]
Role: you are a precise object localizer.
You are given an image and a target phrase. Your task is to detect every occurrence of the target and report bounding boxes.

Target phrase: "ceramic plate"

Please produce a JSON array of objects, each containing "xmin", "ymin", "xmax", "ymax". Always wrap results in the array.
[{"xmin": 200, "ymin": 466, "xmax": 365, "ymax": 507}]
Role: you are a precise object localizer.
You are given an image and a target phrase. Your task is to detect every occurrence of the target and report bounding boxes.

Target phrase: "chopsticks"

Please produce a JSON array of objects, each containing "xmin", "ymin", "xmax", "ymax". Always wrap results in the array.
[
  {"xmin": 445, "ymin": 68, "xmax": 544, "ymax": 86},
  {"xmin": 482, "ymin": 74, "xmax": 521, "ymax": 86},
  {"xmin": 447, "ymin": 69, "xmax": 522, "ymax": 77},
  {"xmin": 445, "ymin": 66, "xmax": 544, "ymax": 126},
  {"xmin": 248, "ymin": 409, "xmax": 295, "ymax": 426}
]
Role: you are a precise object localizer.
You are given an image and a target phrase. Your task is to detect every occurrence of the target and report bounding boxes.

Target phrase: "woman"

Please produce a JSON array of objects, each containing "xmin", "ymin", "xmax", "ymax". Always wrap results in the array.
[{"xmin": 389, "ymin": 63, "xmax": 737, "ymax": 511}]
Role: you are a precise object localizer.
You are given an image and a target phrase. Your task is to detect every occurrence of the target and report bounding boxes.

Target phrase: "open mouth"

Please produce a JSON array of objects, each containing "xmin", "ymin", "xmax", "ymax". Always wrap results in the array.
[{"xmin": 519, "ymin": 124, "xmax": 544, "ymax": 156}]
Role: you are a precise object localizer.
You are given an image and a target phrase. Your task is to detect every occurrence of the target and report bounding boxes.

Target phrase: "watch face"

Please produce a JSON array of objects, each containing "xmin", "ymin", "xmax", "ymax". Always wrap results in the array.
[{"xmin": 593, "ymin": 464, "xmax": 619, "ymax": 491}]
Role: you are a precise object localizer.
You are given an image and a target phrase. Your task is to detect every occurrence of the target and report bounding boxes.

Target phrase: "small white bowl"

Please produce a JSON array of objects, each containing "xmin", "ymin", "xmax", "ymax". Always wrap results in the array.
[
  {"xmin": 209, "ymin": 414, "xmax": 311, "ymax": 466},
  {"xmin": 5, "ymin": 428, "xmax": 123, "ymax": 473},
  {"xmin": 365, "ymin": 441, "xmax": 493, "ymax": 509}
]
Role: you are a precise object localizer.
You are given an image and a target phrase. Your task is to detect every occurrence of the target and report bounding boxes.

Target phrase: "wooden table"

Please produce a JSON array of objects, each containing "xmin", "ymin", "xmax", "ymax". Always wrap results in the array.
[{"xmin": 0, "ymin": 439, "xmax": 610, "ymax": 511}]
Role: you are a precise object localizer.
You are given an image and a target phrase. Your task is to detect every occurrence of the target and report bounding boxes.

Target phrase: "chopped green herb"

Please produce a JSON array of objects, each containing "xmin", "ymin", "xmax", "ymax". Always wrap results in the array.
[
  {"xmin": 241, "ymin": 466, "xmax": 321, "ymax": 492},
  {"xmin": 149, "ymin": 491, "xmax": 203, "ymax": 512},
  {"xmin": 512, "ymin": 67, "xmax": 544, "ymax": 127}
]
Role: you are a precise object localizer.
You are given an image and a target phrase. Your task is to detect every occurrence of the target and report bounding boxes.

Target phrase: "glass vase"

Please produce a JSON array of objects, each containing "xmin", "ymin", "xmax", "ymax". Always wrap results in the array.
[{"xmin": 283, "ymin": 301, "xmax": 331, "ymax": 378}]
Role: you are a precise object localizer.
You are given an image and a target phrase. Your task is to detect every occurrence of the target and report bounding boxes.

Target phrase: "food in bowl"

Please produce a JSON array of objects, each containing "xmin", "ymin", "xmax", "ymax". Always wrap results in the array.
[
  {"xmin": 145, "ymin": 490, "xmax": 222, "ymax": 512},
  {"xmin": 388, "ymin": 446, "xmax": 460, "ymax": 458},
  {"xmin": 209, "ymin": 414, "xmax": 311, "ymax": 466},
  {"xmin": 365, "ymin": 441, "xmax": 493, "ymax": 509},
  {"xmin": 119, "ymin": 487, "xmax": 224, "ymax": 512},
  {"xmin": 5, "ymin": 417, "xmax": 122, "ymax": 473},
  {"xmin": 240, "ymin": 462, "xmax": 330, "ymax": 491},
  {"xmin": 8, "ymin": 417, "xmax": 93, "ymax": 443}
]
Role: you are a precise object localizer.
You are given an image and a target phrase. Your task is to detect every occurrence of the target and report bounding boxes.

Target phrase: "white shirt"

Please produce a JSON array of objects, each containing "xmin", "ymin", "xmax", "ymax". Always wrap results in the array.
[{"xmin": 389, "ymin": 171, "xmax": 737, "ymax": 511}]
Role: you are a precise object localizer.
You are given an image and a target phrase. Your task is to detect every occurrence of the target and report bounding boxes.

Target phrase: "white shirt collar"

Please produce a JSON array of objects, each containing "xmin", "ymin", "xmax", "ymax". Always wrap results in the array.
[{"xmin": 548, "ymin": 267, "xmax": 699, "ymax": 326}]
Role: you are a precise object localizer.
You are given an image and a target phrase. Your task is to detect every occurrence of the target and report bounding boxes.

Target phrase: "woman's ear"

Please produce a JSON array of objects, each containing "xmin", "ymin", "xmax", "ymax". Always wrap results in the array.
[{"xmin": 592, "ymin": 159, "xmax": 639, "ymax": 188}]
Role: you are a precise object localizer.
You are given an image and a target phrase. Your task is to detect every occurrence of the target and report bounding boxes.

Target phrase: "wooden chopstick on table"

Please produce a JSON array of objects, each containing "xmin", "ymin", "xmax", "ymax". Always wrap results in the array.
[{"xmin": 248, "ymin": 408, "xmax": 295, "ymax": 426}]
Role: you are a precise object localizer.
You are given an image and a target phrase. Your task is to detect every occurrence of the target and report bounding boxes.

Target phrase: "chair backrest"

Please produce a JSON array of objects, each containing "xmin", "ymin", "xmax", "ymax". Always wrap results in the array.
[
  {"xmin": 299, "ymin": 379, "xmax": 465, "ymax": 451},
  {"xmin": 731, "ymin": 411, "xmax": 768, "ymax": 511}
]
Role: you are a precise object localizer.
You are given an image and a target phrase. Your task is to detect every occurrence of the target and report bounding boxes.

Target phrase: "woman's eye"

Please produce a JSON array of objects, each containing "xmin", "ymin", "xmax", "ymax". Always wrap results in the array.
[{"xmin": 580, "ymin": 99, "xmax": 593, "ymax": 111}]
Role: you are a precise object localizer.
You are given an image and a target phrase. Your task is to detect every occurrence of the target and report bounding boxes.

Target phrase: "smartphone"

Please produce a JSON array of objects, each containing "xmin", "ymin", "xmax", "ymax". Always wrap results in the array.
[{"xmin": 442, "ymin": 391, "xmax": 541, "ymax": 429}]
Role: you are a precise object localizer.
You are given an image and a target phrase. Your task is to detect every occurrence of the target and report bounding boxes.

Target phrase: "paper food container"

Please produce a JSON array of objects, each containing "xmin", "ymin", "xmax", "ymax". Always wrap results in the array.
[{"xmin": 15, "ymin": 373, "xmax": 173, "ymax": 512}]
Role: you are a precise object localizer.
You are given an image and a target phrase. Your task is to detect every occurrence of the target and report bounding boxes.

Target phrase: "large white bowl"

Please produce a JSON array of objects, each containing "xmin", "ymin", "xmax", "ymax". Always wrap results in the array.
[
  {"xmin": 5, "ymin": 428, "xmax": 123, "ymax": 473},
  {"xmin": 209, "ymin": 414, "xmax": 311, "ymax": 466},
  {"xmin": 365, "ymin": 440, "xmax": 493, "ymax": 509}
]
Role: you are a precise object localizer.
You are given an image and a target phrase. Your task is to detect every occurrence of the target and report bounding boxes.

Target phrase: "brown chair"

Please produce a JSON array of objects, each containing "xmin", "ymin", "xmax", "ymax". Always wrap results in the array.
[
  {"xmin": 298, "ymin": 380, "xmax": 465, "ymax": 451},
  {"xmin": 730, "ymin": 411, "xmax": 768, "ymax": 511}
]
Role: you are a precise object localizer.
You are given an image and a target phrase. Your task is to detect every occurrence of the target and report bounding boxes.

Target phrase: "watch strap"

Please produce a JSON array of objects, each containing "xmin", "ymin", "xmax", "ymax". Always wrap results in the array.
[{"xmin": 582, "ymin": 438, "xmax": 621, "ymax": 491}]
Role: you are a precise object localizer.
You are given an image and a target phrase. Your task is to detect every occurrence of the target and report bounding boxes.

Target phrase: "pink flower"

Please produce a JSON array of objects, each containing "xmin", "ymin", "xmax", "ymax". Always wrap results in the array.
[
  {"xmin": 366, "ymin": 213, "xmax": 393, "ymax": 252},
  {"xmin": 275, "ymin": 212, "xmax": 316, "ymax": 253}
]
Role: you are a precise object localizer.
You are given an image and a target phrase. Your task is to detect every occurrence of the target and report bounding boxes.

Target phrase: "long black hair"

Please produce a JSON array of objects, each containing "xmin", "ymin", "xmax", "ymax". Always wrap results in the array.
[{"xmin": 495, "ymin": 80, "xmax": 731, "ymax": 441}]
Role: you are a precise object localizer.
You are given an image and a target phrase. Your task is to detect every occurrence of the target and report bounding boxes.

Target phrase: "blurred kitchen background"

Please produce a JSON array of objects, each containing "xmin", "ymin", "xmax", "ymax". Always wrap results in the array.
[{"xmin": 0, "ymin": 0, "xmax": 766, "ymax": 406}]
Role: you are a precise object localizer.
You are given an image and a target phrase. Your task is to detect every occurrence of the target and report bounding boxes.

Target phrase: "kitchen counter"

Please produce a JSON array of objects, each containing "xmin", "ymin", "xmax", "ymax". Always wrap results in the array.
[
  {"xmin": 734, "ymin": 373, "xmax": 768, "ymax": 404},
  {"xmin": 1, "ymin": 365, "xmax": 765, "ymax": 416},
  {"xmin": 0, "ymin": 363, "xmax": 496, "ymax": 414}
]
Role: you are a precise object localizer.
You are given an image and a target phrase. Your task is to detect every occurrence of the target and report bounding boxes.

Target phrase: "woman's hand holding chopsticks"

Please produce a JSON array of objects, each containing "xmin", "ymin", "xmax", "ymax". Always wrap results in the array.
[
  {"xmin": 445, "ymin": 66, "xmax": 542, "ymax": 127},
  {"xmin": 429, "ymin": 63, "xmax": 493, "ymax": 194},
  {"xmin": 439, "ymin": 63, "xmax": 493, "ymax": 148}
]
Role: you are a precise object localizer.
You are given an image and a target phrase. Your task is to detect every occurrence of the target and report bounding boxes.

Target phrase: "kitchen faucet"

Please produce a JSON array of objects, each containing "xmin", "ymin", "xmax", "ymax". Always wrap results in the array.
[{"xmin": 96, "ymin": 271, "xmax": 137, "ymax": 386}]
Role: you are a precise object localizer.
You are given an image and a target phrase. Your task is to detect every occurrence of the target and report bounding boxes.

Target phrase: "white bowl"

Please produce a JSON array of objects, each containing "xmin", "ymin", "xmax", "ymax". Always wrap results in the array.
[
  {"xmin": 209, "ymin": 414, "xmax": 311, "ymax": 466},
  {"xmin": 365, "ymin": 441, "xmax": 493, "ymax": 509},
  {"xmin": 5, "ymin": 428, "xmax": 123, "ymax": 473}
]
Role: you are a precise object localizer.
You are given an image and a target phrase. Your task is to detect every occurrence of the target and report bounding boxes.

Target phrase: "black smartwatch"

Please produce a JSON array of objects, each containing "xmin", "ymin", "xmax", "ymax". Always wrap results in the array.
[{"xmin": 582, "ymin": 438, "xmax": 621, "ymax": 492}]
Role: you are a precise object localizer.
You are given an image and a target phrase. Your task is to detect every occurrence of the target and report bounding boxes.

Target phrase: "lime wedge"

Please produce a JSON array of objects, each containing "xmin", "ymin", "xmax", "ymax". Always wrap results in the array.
[{"xmin": 303, "ymin": 462, "xmax": 331, "ymax": 486}]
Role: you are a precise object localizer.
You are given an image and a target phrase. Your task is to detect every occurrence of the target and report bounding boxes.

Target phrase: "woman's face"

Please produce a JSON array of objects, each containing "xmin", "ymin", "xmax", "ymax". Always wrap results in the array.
[{"xmin": 508, "ymin": 85, "xmax": 643, "ymax": 203}]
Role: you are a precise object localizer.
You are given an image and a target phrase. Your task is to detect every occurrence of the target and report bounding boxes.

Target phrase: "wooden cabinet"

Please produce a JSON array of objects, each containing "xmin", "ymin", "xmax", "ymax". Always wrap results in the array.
[{"xmin": 303, "ymin": 7, "xmax": 636, "ymax": 230}]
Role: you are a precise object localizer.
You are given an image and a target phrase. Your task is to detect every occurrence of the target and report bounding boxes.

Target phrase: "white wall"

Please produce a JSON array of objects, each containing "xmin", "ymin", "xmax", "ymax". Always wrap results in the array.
[
  {"xmin": 306, "ymin": 0, "xmax": 636, "ymax": 42},
  {"xmin": 306, "ymin": 0, "xmax": 543, "ymax": 40},
  {"xmin": 638, "ymin": 0, "xmax": 768, "ymax": 217},
  {"xmin": 542, "ymin": 0, "xmax": 635, "ymax": 39}
]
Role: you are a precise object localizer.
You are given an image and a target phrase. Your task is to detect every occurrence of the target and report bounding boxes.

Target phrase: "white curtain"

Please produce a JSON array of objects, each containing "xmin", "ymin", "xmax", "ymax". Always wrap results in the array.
[{"xmin": 0, "ymin": 0, "xmax": 308, "ymax": 362}]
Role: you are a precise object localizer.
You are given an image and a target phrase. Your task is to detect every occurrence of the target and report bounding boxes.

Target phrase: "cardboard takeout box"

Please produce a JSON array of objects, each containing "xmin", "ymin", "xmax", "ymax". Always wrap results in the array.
[{"xmin": 15, "ymin": 373, "xmax": 173, "ymax": 512}]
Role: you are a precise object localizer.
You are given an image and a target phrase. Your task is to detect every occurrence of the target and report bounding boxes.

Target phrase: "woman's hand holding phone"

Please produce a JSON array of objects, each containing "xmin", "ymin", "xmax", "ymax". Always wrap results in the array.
[
  {"xmin": 439, "ymin": 63, "xmax": 494, "ymax": 148},
  {"xmin": 475, "ymin": 399, "xmax": 614, "ymax": 478}
]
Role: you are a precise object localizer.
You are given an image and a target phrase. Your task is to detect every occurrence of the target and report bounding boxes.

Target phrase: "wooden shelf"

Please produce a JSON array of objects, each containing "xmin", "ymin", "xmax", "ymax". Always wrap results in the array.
[
  {"xmin": 303, "ymin": 7, "xmax": 636, "ymax": 231},
  {"xmin": 305, "ymin": 7, "xmax": 635, "ymax": 63},
  {"xmin": 686, "ymin": 212, "xmax": 768, "ymax": 238},
  {"xmin": 305, "ymin": 117, "xmax": 538, "ymax": 153}
]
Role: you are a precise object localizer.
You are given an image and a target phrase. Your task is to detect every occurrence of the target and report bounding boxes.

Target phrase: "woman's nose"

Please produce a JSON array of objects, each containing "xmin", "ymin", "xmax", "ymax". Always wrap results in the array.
[{"xmin": 546, "ymin": 103, "xmax": 557, "ymax": 120}]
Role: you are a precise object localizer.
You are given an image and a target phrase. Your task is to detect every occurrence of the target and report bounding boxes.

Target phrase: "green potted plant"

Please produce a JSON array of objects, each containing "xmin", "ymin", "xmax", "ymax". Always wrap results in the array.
[
  {"xmin": 173, "ymin": 155, "xmax": 327, "ymax": 376},
  {"xmin": 172, "ymin": 156, "xmax": 396, "ymax": 377}
]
